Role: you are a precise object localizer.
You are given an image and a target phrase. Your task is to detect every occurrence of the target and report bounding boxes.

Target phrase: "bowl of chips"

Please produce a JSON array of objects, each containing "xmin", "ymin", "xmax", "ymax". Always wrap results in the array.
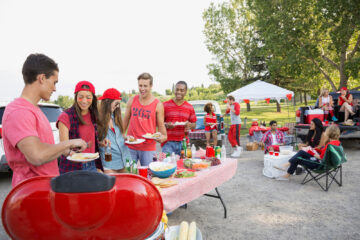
[{"xmin": 149, "ymin": 162, "xmax": 177, "ymax": 178}]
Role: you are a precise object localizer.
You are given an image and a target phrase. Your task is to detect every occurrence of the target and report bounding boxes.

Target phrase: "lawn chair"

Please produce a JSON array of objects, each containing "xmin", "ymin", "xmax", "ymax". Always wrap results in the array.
[{"xmin": 299, "ymin": 144, "xmax": 347, "ymax": 191}]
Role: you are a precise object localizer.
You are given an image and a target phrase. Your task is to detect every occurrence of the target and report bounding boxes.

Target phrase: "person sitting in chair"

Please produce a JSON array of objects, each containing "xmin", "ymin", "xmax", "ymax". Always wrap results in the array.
[
  {"xmin": 298, "ymin": 118, "xmax": 326, "ymax": 150},
  {"xmin": 275, "ymin": 124, "xmax": 341, "ymax": 180},
  {"xmin": 259, "ymin": 120, "xmax": 284, "ymax": 153}
]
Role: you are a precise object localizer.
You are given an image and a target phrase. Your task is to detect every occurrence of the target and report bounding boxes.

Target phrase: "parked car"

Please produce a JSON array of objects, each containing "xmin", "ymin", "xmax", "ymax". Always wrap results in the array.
[
  {"xmin": 0, "ymin": 101, "xmax": 62, "ymax": 172},
  {"xmin": 188, "ymin": 100, "xmax": 225, "ymax": 146},
  {"xmin": 295, "ymin": 91, "xmax": 360, "ymax": 142}
]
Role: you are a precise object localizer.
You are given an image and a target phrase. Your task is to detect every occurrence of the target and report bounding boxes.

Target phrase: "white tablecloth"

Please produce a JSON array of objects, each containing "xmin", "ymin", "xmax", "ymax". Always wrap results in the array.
[{"xmin": 263, "ymin": 152, "xmax": 296, "ymax": 178}]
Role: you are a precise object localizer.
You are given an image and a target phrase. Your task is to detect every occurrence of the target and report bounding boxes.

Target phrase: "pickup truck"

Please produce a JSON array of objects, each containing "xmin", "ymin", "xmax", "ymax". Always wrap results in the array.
[
  {"xmin": 188, "ymin": 100, "xmax": 225, "ymax": 147},
  {"xmin": 295, "ymin": 91, "xmax": 360, "ymax": 142}
]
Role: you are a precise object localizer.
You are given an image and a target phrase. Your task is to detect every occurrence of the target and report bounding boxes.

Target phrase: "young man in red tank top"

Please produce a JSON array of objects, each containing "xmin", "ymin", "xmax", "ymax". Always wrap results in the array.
[{"xmin": 123, "ymin": 73, "xmax": 167, "ymax": 166}]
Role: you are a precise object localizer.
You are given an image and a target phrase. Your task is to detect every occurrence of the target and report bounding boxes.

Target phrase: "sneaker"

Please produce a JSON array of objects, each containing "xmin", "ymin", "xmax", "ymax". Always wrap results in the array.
[
  {"xmin": 231, "ymin": 150, "xmax": 241, "ymax": 158},
  {"xmin": 275, "ymin": 176, "xmax": 289, "ymax": 181},
  {"xmin": 332, "ymin": 116, "xmax": 338, "ymax": 122}
]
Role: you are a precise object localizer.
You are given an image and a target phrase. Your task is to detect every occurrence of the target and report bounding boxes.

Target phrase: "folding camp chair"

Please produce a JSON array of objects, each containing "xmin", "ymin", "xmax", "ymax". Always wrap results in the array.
[{"xmin": 299, "ymin": 144, "xmax": 347, "ymax": 191}]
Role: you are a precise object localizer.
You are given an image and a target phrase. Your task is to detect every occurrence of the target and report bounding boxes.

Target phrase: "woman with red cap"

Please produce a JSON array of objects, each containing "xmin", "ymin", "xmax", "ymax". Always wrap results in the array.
[
  {"xmin": 97, "ymin": 88, "xmax": 131, "ymax": 174},
  {"xmin": 57, "ymin": 81, "xmax": 103, "ymax": 173},
  {"xmin": 338, "ymin": 87, "xmax": 355, "ymax": 122}
]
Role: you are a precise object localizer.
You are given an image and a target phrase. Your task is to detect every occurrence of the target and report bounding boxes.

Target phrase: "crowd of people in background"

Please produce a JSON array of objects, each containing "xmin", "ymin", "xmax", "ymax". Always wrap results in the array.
[{"xmin": 2, "ymin": 53, "xmax": 348, "ymax": 188}]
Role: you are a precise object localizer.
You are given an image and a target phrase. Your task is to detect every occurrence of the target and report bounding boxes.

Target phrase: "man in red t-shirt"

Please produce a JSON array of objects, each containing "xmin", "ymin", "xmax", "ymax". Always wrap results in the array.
[
  {"xmin": 162, "ymin": 81, "xmax": 197, "ymax": 155},
  {"xmin": 2, "ymin": 54, "xmax": 87, "ymax": 187}
]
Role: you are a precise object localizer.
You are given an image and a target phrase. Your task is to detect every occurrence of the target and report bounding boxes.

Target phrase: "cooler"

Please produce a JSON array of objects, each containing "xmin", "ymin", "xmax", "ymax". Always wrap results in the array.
[
  {"xmin": 304, "ymin": 109, "xmax": 324, "ymax": 123},
  {"xmin": 2, "ymin": 171, "xmax": 163, "ymax": 240}
]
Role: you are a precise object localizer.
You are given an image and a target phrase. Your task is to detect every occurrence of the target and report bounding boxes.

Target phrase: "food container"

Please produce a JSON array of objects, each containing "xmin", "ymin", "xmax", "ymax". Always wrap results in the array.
[
  {"xmin": 145, "ymin": 222, "xmax": 165, "ymax": 240},
  {"xmin": 279, "ymin": 146, "xmax": 293, "ymax": 155},
  {"xmin": 2, "ymin": 171, "xmax": 163, "ymax": 240},
  {"xmin": 149, "ymin": 162, "xmax": 177, "ymax": 178}
]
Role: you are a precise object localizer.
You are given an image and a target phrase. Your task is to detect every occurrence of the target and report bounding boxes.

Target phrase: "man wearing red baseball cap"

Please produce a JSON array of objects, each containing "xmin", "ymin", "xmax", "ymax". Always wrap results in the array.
[
  {"xmin": 123, "ymin": 73, "xmax": 167, "ymax": 166},
  {"xmin": 2, "ymin": 54, "xmax": 87, "ymax": 187},
  {"xmin": 339, "ymin": 86, "xmax": 355, "ymax": 122}
]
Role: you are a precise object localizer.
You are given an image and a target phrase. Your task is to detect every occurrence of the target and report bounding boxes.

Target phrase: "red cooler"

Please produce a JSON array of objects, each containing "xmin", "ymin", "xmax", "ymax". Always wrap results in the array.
[
  {"xmin": 2, "ymin": 171, "xmax": 163, "ymax": 240},
  {"xmin": 304, "ymin": 109, "xmax": 324, "ymax": 124}
]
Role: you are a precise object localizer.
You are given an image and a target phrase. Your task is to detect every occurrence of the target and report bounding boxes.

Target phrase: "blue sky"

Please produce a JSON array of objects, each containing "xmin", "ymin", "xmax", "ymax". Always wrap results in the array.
[{"xmin": 0, "ymin": 0, "xmax": 223, "ymax": 100}]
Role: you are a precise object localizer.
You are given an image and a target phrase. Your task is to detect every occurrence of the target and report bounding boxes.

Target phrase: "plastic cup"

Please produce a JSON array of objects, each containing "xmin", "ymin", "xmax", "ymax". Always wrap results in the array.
[
  {"xmin": 325, "ymin": 120, "xmax": 329, "ymax": 124},
  {"xmin": 274, "ymin": 152, "xmax": 279, "ymax": 156},
  {"xmin": 269, "ymin": 151, "xmax": 274, "ymax": 155},
  {"xmin": 138, "ymin": 167, "xmax": 148, "ymax": 178}
]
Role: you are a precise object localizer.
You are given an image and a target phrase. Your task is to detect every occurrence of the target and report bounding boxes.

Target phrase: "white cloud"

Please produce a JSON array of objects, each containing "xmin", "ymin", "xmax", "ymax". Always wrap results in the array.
[{"xmin": 0, "ymin": 0, "xmax": 224, "ymax": 101}]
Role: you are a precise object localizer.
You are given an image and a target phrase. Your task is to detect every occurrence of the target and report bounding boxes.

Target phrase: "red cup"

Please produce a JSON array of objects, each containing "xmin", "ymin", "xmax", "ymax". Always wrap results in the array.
[
  {"xmin": 138, "ymin": 167, "xmax": 148, "ymax": 178},
  {"xmin": 274, "ymin": 152, "xmax": 279, "ymax": 156},
  {"xmin": 325, "ymin": 120, "xmax": 329, "ymax": 125},
  {"xmin": 269, "ymin": 151, "xmax": 274, "ymax": 155}
]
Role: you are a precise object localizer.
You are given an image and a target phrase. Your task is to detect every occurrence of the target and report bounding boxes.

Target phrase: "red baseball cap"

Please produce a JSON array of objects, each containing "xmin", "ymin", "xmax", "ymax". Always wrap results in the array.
[
  {"xmin": 74, "ymin": 81, "xmax": 95, "ymax": 94},
  {"xmin": 341, "ymin": 87, "xmax": 347, "ymax": 91},
  {"xmin": 98, "ymin": 88, "xmax": 122, "ymax": 100}
]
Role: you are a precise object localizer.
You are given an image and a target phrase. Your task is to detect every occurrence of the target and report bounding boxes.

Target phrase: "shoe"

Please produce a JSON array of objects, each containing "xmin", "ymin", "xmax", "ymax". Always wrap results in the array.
[
  {"xmin": 231, "ymin": 149, "xmax": 241, "ymax": 158},
  {"xmin": 332, "ymin": 116, "xmax": 338, "ymax": 122},
  {"xmin": 273, "ymin": 165, "xmax": 287, "ymax": 172},
  {"xmin": 275, "ymin": 176, "xmax": 289, "ymax": 181}
]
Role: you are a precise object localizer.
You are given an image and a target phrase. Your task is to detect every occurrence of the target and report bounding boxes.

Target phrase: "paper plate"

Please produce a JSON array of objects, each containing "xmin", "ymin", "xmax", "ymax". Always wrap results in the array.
[
  {"xmin": 172, "ymin": 122, "xmax": 187, "ymax": 126},
  {"xmin": 142, "ymin": 134, "xmax": 160, "ymax": 140},
  {"xmin": 125, "ymin": 139, "xmax": 146, "ymax": 145},
  {"xmin": 67, "ymin": 153, "xmax": 99, "ymax": 162},
  {"xmin": 165, "ymin": 225, "xmax": 202, "ymax": 240}
]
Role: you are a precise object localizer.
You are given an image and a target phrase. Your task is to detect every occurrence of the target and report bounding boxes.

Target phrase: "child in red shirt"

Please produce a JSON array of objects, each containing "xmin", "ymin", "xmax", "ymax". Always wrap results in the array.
[{"xmin": 204, "ymin": 103, "xmax": 217, "ymax": 147}]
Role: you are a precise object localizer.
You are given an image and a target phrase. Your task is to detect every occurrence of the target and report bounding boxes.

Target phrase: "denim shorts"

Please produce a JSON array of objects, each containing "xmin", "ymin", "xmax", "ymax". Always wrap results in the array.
[
  {"xmin": 205, "ymin": 129, "xmax": 217, "ymax": 133},
  {"xmin": 129, "ymin": 149, "xmax": 156, "ymax": 167},
  {"xmin": 162, "ymin": 141, "xmax": 182, "ymax": 156},
  {"xmin": 81, "ymin": 160, "xmax": 97, "ymax": 172}
]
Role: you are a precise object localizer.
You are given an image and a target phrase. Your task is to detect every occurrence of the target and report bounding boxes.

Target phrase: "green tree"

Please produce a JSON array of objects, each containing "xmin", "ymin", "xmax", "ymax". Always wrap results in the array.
[
  {"xmin": 54, "ymin": 95, "xmax": 73, "ymax": 109},
  {"xmin": 165, "ymin": 89, "xmax": 172, "ymax": 95},
  {"xmin": 203, "ymin": 0, "xmax": 262, "ymax": 94},
  {"xmin": 248, "ymin": 0, "xmax": 360, "ymax": 91}
]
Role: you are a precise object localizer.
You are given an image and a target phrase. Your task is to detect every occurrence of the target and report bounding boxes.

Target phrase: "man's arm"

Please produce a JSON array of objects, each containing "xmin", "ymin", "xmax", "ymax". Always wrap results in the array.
[
  {"xmin": 17, "ymin": 136, "xmax": 87, "ymax": 166},
  {"xmin": 123, "ymin": 96, "xmax": 134, "ymax": 132},
  {"xmin": 156, "ymin": 101, "xmax": 167, "ymax": 143},
  {"xmin": 185, "ymin": 107, "xmax": 197, "ymax": 130}
]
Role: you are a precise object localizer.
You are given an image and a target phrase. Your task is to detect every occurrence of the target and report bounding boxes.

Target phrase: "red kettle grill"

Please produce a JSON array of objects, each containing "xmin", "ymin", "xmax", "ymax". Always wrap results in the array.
[{"xmin": 2, "ymin": 171, "xmax": 163, "ymax": 240}]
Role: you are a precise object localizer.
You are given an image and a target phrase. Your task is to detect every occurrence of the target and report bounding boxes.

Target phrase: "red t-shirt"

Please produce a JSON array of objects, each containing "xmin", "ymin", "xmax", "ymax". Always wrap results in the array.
[
  {"xmin": 338, "ymin": 94, "xmax": 353, "ymax": 106},
  {"xmin": 205, "ymin": 112, "xmax": 217, "ymax": 131},
  {"xmin": 2, "ymin": 98, "xmax": 59, "ymax": 187},
  {"xmin": 57, "ymin": 112, "xmax": 96, "ymax": 154},
  {"xmin": 163, "ymin": 99, "xmax": 197, "ymax": 142}
]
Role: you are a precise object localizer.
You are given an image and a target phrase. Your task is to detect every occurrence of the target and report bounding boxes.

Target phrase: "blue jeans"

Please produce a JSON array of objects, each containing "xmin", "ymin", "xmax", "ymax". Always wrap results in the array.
[
  {"xmin": 129, "ymin": 149, "xmax": 156, "ymax": 166},
  {"xmin": 162, "ymin": 141, "xmax": 182, "ymax": 156},
  {"xmin": 287, "ymin": 150, "xmax": 320, "ymax": 174},
  {"xmin": 81, "ymin": 161, "xmax": 97, "ymax": 172}
]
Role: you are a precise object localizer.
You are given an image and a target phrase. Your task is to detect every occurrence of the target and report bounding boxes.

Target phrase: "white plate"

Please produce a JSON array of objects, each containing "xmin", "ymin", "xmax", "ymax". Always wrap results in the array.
[
  {"xmin": 125, "ymin": 138, "xmax": 146, "ymax": 145},
  {"xmin": 142, "ymin": 134, "xmax": 160, "ymax": 140},
  {"xmin": 67, "ymin": 153, "xmax": 99, "ymax": 162},
  {"xmin": 172, "ymin": 122, "xmax": 187, "ymax": 126},
  {"xmin": 165, "ymin": 225, "xmax": 202, "ymax": 240}
]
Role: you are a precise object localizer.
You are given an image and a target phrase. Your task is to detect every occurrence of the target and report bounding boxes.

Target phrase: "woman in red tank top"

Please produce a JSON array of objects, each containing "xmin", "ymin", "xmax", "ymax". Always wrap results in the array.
[
  {"xmin": 203, "ymin": 103, "xmax": 218, "ymax": 147},
  {"xmin": 338, "ymin": 87, "xmax": 355, "ymax": 122}
]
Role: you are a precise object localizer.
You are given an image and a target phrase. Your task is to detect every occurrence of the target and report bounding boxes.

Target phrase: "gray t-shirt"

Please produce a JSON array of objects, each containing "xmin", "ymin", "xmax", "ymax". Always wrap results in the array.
[{"xmin": 230, "ymin": 103, "xmax": 241, "ymax": 125}]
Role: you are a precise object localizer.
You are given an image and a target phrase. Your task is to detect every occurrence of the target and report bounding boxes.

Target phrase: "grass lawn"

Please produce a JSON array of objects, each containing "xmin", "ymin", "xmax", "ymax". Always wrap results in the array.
[{"xmin": 220, "ymin": 100, "xmax": 316, "ymax": 136}]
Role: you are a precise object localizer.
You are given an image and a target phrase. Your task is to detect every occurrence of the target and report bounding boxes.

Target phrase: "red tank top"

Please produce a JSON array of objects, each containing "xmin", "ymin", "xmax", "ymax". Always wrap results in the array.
[
  {"xmin": 127, "ymin": 95, "xmax": 159, "ymax": 151},
  {"xmin": 338, "ymin": 94, "xmax": 353, "ymax": 106},
  {"xmin": 205, "ymin": 112, "xmax": 217, "ymax": 131}
]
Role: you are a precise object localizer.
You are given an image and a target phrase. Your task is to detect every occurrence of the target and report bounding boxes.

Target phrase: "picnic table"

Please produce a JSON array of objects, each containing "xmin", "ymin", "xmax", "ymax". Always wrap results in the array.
[{"xmin": 159, "ymin": 158, "xmax": 237, "ymax": 218}]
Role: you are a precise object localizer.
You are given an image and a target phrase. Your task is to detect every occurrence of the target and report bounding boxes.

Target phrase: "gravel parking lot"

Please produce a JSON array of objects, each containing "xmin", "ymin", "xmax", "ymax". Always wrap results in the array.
[{"xmin": 0, "ymin": 138, "xmax": 359, "ymax": 239}]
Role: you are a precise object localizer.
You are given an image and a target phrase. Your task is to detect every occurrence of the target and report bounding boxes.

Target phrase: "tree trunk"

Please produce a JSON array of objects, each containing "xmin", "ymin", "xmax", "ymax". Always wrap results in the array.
[
  {"xmin": 339, "ymin": 45, "xmax": 348, "ymax": 89},
  {"xmin": 246, "ymin": 103, "xmax": 251, "ymax": 112},
  {"xmin": 276, "ymin": 101, "xmax": 281, "ymax": 112},
  {"xmin": 304, "ymin": 92, "xmax": 307, "ymax": 105},
  {"xmin": 300, "ymin": 92, "xmax": 303, "ymax": 103},
  {"xmin": 293, "ymin": 93, "xmax": 296, "ymax": 106}
]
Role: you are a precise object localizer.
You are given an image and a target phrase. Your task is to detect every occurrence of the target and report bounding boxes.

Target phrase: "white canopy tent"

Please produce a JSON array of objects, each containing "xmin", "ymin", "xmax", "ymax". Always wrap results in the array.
[{"xmin": 227, "ymin": 80, "xmax": 294, "ymax": 103}]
